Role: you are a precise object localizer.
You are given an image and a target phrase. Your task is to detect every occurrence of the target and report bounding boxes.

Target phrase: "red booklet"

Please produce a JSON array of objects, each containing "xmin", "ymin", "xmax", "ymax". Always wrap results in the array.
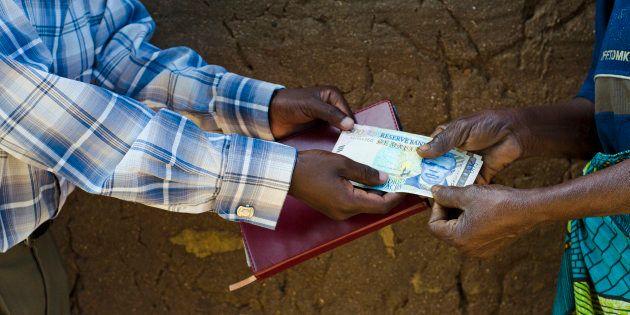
[{"xmin": 230, "ymin": 100, "xmax": 429, "ymax": 290}]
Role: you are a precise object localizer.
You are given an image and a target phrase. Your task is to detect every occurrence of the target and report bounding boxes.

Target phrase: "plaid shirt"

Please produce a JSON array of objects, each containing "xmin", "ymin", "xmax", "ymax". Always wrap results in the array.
[{"xmin": 0, "ymin": 0, "xmax": 297, "ymax": 252}]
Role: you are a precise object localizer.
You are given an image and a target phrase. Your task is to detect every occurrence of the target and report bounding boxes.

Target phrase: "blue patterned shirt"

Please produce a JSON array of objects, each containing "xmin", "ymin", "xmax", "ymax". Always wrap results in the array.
[{"xmin": 0, "ymin": 0, "xmax": 298, "ymax": 252}]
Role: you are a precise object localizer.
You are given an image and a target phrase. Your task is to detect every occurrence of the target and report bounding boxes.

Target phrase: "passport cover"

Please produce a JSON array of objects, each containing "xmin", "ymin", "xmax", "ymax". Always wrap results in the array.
[{"xmin": 230, "ymin": 100, "xmax": 429, "ymax": 290}]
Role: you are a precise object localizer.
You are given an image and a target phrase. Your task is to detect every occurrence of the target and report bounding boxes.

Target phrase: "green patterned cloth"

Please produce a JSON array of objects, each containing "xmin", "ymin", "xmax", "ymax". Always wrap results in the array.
[{"xmin": 552, "ymin": 150, "xmax": 630, "ymax": 315}]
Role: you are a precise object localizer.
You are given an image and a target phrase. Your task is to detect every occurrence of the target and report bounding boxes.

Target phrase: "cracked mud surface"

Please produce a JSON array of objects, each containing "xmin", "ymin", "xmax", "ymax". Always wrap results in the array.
[{"xmin": 50, "ymin": 0, "xmax": 595, "ymax": 314}]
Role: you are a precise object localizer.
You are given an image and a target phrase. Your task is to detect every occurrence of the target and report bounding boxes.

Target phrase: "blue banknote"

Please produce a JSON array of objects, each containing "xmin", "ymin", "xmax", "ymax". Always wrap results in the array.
[{"xmin": 333, "ymin": 125, "xmax": 482, "ymax": 197}]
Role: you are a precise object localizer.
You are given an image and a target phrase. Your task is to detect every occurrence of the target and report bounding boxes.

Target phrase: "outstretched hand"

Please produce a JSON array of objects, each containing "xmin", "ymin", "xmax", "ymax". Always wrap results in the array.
[
  {"xmin": 428, "ymin": 184, "xmax": 540, "ymax": 258},
  {"xmin": 289, "ymin": 150, "xmax": 405, "ymax": 220},
  {"xmin": 417, "ymin": 110, "xmax": 539, "ymax": 257},
  {"xmin": 272, "ymin": 87, "xmax": 405, "ymax": 219},
  {"xmin": 416, "ymin": 110, "xmax": 527, "ymax": 184}
]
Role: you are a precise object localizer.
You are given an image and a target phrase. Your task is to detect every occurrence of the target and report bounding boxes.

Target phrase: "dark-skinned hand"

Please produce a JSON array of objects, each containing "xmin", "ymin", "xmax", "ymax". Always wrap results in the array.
[
  {"xmin": 269, "ymin": 86, "xmax": 354, "ymax": 139},
  {"xmin": 417, "ymin": 109, "xmax": 534, "ymax": 257},
  {"xmin": 417, "ymin": 102, "xmax": 617, "ymax": 258},
  {"xmin": 289, "ymin": 150, "xmax": 405, "ymax": 220},
  {"xmin": 428, "ymin": 185, "xmax": 540, "ymax": 258},
  {"xmin": 417, "ymin": 110, "xmax": 528, "ymax": 184}
]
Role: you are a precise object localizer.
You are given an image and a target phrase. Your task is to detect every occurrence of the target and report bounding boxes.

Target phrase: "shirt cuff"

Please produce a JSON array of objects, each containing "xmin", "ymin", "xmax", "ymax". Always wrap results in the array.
[
  {"xmin": 214, "ymin": 134, "xmax": 297, "ymax": 229},
  {"xmin": 214, "ymin": 72, "xmax": 284, "ymax": 141}
]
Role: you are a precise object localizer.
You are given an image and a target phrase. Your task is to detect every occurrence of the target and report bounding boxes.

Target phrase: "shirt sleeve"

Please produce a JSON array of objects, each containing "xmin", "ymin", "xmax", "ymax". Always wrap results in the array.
[
  {"xmin": 577, "ymin": 53, "xmax": 597, "ymax": 102},
  {"xmin": 0, "ymin": 56, "xmax": 296, "ymax": 230},
  {"xmin": 576, "ymin": 0, "xmax": 615, "ymax": 102},
  {"xmin": 91, "ymin": 0, "xmax": 279, "ymax": 140}
]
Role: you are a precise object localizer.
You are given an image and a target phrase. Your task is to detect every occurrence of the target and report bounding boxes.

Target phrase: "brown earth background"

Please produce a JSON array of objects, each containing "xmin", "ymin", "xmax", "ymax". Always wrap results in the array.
[{"xmin": 50, "ymin": 0, "xmax": 596, "ymax": 314}]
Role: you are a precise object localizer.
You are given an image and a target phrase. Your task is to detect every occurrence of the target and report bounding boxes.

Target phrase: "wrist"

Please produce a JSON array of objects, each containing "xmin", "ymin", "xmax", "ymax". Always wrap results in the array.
[
  {"xmin": 504, "ymin": 99, "xmax": 599, "ymax": 159},
  {"xmin": 520, "ymin": 186, "xmax": 566, "ymax": 225},
  {"xmin": 215, "ymin": 134, "xmax": 296, "ymax": 230},
  {"xmin": 214, "ymin": 72, "xmax": 284, "ymax": 140},
  {"xmin": 288, "ymin": 150, "xmax": 301, "ymax": 197},
  {"xmin": 492, "ymin": 186, "xmax": 550, "ymax": 229}
]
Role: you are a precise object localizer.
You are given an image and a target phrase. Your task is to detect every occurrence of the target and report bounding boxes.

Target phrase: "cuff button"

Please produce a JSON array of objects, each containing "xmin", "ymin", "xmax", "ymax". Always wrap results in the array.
[{"xmin": 236, "ymin": 205, "xmax": 255, "ymax": 218}]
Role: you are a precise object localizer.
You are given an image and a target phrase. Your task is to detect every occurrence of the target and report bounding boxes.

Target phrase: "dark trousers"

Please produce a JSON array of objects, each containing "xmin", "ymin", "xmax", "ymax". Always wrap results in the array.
[{"xmin": 0, "ymin": 228, "xmax": 70, "ymax": 315}]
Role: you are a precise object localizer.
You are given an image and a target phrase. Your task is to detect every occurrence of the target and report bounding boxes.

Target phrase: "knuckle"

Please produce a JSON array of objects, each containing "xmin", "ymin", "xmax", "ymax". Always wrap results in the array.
[
  {"xmin": 319, "ymin": 85, "xmax": 334, "ymax": 97},
  {"xmin": 433, "ymin": 188, "xmax": 445, "ymax": 200},
  {"xmin": 431, "ymin": 125, "xmax": 447, "ymax": 136},
  {"xmin": 431, "ymin": 132, "xmax": 447, "ymax": 146},
  {"xmin": 435, "ymin": 124, "xmax": 447, "ymax": 131},
  {"xmin": 325, "ymin": 85, "xmax": 341, "ymax": 94},
  {"xmin": 447, "ymin": 119, "xmax": 464, "ymax": 131},
  {"xmin": 448, "ymin": 120, "xmax": 468, "ymax": 137}
]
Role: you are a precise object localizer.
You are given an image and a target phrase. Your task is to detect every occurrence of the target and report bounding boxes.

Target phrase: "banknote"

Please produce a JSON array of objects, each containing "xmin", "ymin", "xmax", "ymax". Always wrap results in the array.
[{"xmin": 332, "ymin": 125, "xmax": 483, "ymax": 198}]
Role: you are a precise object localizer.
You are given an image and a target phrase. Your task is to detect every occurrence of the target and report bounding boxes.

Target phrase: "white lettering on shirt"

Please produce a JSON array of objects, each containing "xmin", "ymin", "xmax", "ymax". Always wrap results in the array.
[{"xmin": 601, "ymin": 50, "xmax": 630, "ymax": 62}]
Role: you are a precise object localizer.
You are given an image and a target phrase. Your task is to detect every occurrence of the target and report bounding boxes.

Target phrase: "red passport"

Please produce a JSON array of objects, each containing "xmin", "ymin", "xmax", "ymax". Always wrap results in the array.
[{"xmin": 230, "ymin": 100, "xmax": 430, "ymax": 290}]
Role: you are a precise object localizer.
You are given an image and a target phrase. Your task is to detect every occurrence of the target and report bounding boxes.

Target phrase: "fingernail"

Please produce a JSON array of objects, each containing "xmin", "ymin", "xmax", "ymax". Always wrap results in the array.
[
  {"xmin": 340, "ymin": 117, "xmax": 354, "ymax": 130},
  {"xmin": 418, "ymin": 144, "xmax": 430, "ymax": 151},
  {"xmin": 379, "ymin": 171, "xmax": 388, "ymax": 183}
]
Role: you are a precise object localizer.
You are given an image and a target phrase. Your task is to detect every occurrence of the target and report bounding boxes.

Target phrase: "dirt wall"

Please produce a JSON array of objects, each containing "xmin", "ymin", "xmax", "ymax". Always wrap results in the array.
[{"xmin": 51, "ymin": 0, "xmax": 595, "ymax": 314}]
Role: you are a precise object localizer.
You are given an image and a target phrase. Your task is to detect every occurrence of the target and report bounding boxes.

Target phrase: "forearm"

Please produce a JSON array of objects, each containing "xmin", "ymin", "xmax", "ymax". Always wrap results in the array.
[
  {"xmin": 529, "ymin": 159, "xmax": 630, "ymax": 223},
  {"xmin": 92, "ymin": 0, "xmax": 283, "ymax": 140},
  {"xmin": 511, "ymin": 97, "xmax": 601, "ymax": 159},
  {"xmin": 0, "ymin": 56, "xmax": 296, "ymax": 229}
]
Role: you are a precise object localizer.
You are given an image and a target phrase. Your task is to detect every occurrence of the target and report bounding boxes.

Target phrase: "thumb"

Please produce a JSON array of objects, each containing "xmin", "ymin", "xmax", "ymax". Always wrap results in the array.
[
  {"xmin": 428, "ymin": 202, "xmax": 457, "ymax": 240},
  {"xmin": 306, "ymin": 100, "xmax": 355, "ymax": 131},
  {"xmin": 431, "ymin": 185, "xmax": 469, "ymax": 209},
  {"xmin": 338, "ymin": 158, "xmax": 388, "ymax": 186},
  {"xmin": 417, "ymin": 124, "xmax": 466, "ymax": 159}
]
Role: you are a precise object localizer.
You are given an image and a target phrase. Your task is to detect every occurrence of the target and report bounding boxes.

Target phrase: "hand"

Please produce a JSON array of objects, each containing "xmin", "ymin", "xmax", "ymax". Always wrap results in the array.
[
  {"xmin": 428, "ymin": 184, "xmax": 541, "ymax": 258},
  {"xmin": 416, "ymin": 110, "xmax": 528, "ymax": 184},
  {"xmin": 269, "ymin": 86, "xmax": 354, "ymax": 139},
  {"xmin": 289, "ymin": 150, "xmax": 405, "ymax": 220}
]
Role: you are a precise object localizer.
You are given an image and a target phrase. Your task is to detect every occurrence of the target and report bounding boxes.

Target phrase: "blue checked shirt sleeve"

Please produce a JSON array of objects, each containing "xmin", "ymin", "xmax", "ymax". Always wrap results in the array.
[
  {"xmin": 0, "ymin": 55, "xmax": 296, "ymax": 230},
  {"xmin": 91, "ymin": 0, "xmax": 280, "ymax": 140}
]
